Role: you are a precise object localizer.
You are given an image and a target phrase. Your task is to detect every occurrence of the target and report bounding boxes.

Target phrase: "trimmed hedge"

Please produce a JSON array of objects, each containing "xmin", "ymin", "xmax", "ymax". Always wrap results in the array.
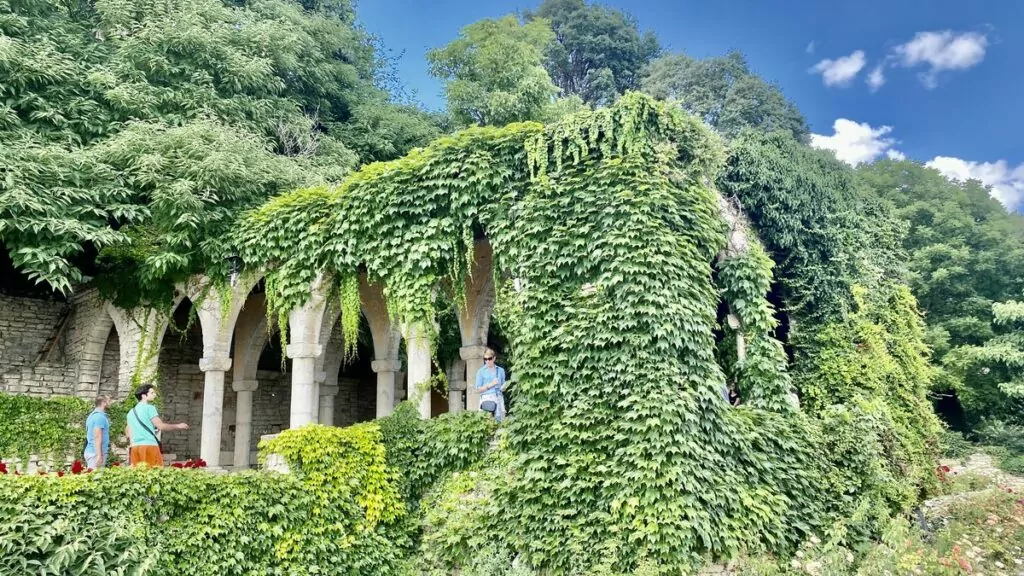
[{"xmin": 0, "ymin": 403, "xmax": 495, "ymax": 575}]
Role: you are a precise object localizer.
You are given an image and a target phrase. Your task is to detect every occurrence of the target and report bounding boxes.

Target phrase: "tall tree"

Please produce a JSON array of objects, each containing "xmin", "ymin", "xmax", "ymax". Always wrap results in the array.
[
  {"xmin": 717, "ymin": 130, "xmax": 902, "ymax": 329},
  {"xmin": 428, "ymin": 15, "xmax": 559, "ymax": 127},
  {"xmin": 642, "ymin": 51, "xmax": 810, "ymax": 142},
  {"xmin": 526, "ymin": 0, "xmax": 660, "ymax": 106},
  {"xmin": 0, "ymin": 0, "xmax": 439, "ymax": 297},
  {"xmin": 857, "ymin": 160, "xmax": 1024, "ymax": 426}
]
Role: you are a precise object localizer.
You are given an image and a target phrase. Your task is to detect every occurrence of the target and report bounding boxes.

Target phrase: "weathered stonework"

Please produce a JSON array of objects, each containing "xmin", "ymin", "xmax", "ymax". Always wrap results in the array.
[{"xmin": 3, "ymin": 260, "xmax": 494, "ymax": 467}]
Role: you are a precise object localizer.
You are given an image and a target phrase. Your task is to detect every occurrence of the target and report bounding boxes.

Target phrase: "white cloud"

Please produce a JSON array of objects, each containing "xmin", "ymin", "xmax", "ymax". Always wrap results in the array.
[
  {"xmin": 892, "ymin": 30, "xmax": 988, "ymax": 88},
  {"xmin": 867, "ymin": 65, "xmax": 885, "ymax": 92},
  {"xmin": 811, "ymin": 118, "xmax": 902, "ymax": 166},
  {"xmin": 926, "ymin": 156, "xmax": 1024, "ymax": 209},
  {"xmin": 810, "ymin": 50, "xmax": 867, "ymax": 86},
  {"xmin": 806, "ymin": 41, "xmax": 816, "ymax": 54},
  {"xmin": 886, "ymin": 149, "xmax": 906, "ymax": 161}
]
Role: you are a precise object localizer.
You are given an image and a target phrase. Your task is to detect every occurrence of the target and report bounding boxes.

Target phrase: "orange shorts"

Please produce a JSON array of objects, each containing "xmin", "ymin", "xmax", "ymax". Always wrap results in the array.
[{"xmin": 129, "ymin": 445, "xmax": 163, "ymax": 468}]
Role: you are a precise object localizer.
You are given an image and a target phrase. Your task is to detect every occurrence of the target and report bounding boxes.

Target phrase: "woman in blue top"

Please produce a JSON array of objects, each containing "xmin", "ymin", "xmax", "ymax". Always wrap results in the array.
[{"xmin": 475, "ymin": 348, "xmax": 506, "ymax": 422}]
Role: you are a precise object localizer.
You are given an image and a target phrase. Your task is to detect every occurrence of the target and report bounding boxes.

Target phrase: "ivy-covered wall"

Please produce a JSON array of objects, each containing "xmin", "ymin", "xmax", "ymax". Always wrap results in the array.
[{"xmin": 230, "ymin": 93, "xmax": 940, "ymax": 573}]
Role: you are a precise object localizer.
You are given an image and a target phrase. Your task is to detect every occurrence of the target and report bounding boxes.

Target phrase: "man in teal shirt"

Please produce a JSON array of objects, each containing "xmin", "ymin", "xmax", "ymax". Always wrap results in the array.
[{"xmin": 83, "ymin": 395, "xmax": 111, "ymax": 468}]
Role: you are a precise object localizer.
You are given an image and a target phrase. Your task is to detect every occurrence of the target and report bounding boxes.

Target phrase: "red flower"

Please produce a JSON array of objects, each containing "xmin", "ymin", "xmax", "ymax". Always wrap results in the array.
[
  {"xmin": 940, "ymin": 465, "xmax": 951, "ymax": 473},
  {"xmin": 171, "ymin": 462, "xmax": 185, "ymax": 468},
  {"xmin": 70, "ymin": 460, "xmax": 84, "ymax": 475},
  {"xmin": 195, "ymin": 458, "xmax": 207, "ymax": 468},
  {"xmin": 86, "ymin": 468, "xmax": 93, "ymax": 473},
  {"xmin": 0, "ymin": 461, "xmax": 7, "ymax": 474},
  {"xmin": 57, "ymin": 470, "xmax": 65, "ymax": 477},
  {"xmin": 110, "ymin": 462, "xmax": 121, "ymax": 467}
]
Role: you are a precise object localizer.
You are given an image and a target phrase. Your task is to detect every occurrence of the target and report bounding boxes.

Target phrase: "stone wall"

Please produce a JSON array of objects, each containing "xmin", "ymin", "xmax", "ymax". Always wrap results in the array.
[
  {"xmin": 0, "ymin": 294, "xmax": 78, "ymax": 396},
  {"xmin": 156, "ymin": 321, "xmax": 204, "ymax": 458},
  {"xmin": 99, "ymin": 329, "xmax": 120, "ymax": 398},
  {"xmin": 334, "ymin": 376, "xmax": 376, "ymax": 427}
]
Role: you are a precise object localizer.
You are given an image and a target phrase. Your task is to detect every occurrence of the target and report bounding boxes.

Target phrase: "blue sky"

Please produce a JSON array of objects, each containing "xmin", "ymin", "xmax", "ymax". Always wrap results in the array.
[{"xmin": 358, "ymin": 0, "xmax": 1024, "ymax": 210}]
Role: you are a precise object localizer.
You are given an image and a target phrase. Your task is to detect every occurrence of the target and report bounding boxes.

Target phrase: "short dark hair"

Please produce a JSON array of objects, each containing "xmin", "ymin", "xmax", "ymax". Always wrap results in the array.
[
  {"xmin": 134, "ymin": 384, "xmax": 155, "ymax": 401},
  {"xmin": 94, "ymin": 395, "xmax": 111, "ymax": 407}
]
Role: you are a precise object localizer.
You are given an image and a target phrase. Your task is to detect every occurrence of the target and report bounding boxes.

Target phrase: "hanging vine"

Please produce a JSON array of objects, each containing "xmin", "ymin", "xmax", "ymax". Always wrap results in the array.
[{"xmin": 232, "ymin": 92, "xmax": 935, "ymax": 574}]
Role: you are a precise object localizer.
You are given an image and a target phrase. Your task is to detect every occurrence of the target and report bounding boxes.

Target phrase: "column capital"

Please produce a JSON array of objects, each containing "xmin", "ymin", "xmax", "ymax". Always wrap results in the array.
[
  {"xmin": 232, "ymin": 379, "xmax": 259, "ymax": 393},
  {"xmin": 320, "ymin": 384, "xmax": 340, "ymax": 398},
  {"xmin": 371, "ymin": 359, "xmax": 402, "ymax": 373},
  {"xmin": 459, "ymin": 345, "xmax": 489, "ymax": 361},
  {"xmin": 286, "ymin": 343, "xmax": 321, "ymax": 359},
  {"xmin": 199, "ymin": 356, "xmax": 232, "ymax": 372},
  {"xmin": 450, "ymin": 379, "xmax": 467, "ymax": 391}
]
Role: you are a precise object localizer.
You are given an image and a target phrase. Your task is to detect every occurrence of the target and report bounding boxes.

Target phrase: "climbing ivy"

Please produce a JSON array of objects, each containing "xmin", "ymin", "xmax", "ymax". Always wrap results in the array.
[
  {"xmin": 235, "ymin": 93, "xmax": 936, "ymax": 573},
  {"xmin": 717, "ymin": 241, "xmax": 793, "ymax": 411}
]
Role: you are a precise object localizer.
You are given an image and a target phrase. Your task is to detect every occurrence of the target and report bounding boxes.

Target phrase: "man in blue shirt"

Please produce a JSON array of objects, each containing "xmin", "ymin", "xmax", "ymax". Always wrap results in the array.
[
  {"xmin": 84, "ymin": 395, "xmax": 112, "ymax": 469},
  {"xmin": 475, "ymin": 348, "xmax": 506, "ymax": 422}
]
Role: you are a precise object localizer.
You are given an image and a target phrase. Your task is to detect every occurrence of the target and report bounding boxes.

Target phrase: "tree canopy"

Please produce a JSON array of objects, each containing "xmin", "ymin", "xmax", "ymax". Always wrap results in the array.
[
  {"xmin": 0, "ymin": 0, "xmax": 439, "ymax": 298},
  {"xmin": 642, "ymin": 51, "xmax": 810, "ymax": 142},
  {"xmin": 857, "ymin": 160, "xmax": 1024, "ymax": 426},
  {"xmin": 526, "ymin": 0, "xmax": 660, "ymax": 106},
  {"xmin": 427, "ymin": 15, "xmax": 559, "ymax": 127}
]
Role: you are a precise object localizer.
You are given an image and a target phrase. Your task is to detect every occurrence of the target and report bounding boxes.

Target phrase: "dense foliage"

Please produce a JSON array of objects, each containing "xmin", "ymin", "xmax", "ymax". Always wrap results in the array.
[
  {"xmin": 230, "ymin": 93, "xmax": 943, "ymax": 573},
  {"xmin": 525, "ymin": 0, "xmax": 660, "ymax": 106},
  {"xmin": 718, "ymin": 130, "xmax": 904, "ymax": 329},
  {"xmin": 428, "ymin": 15, "xmax": 559, "ymax": 127},
  {"xmin": 0, "ymin": 404, "xmax": 494, "ymax": 575},
  {"xmin": 641, "ymin": 52, "xmax": 810, "ymax": 142},
  {"xmin": 0, "ymin": 393, "xmax": 141, "ymax": 466},
  {"xmin": 0, "ymin": 0, "xmax": 439, "ymax": 299},
  {"xmin": 857, "ymin": 160, "xmax": 1024, "ymax": 427}
]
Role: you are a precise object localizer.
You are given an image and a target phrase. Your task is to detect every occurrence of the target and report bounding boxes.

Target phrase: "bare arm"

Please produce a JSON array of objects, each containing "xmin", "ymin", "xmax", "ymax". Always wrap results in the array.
[
  {"xmin": 93, "ymin": 427, "xmax": 104, "ymax": 467},
  {"xmin": 152, "ymin": 416, "xmax": 188, "ymax": 432}
]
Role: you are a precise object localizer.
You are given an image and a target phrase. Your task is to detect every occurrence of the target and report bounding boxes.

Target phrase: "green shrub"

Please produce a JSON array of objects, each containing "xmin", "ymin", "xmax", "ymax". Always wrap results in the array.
[
  {"xmin": 0, "ymin": 466, "xmax": 380, "ymax": 575},
  {"xmin": 938, "ymin": 428, "xmax": 975, "ymax": 460},
  {"xmin": 999, "ymin": 455, "xmax": 1024, "ymax": 475},
  {"xmin": 0, "ymin": 410, "xmax": 494, "ymax": 575},
  {"xmin": 378, "ymin": 402, "xmax": 496, "ymax": 506},
  {"xmin": 0, "ymin": 392, "xmax": 140, "ymax": 467},
  {"xmin": 0, "ymin": 494, "xmax": 156, "ymax": 576},
  {"xmin": 976, "ymin": 420, "xmax": 1024, "ymax": 454}
]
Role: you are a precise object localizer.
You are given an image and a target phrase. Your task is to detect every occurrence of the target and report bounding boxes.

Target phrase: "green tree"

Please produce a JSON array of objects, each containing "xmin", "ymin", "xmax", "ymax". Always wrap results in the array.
[
  {"xmin": 427, "ymin": 15, "xmax": 559, "ymax": 127},
  {"xmin": 527, "ymin": 0, "xmax": 660, "ymax": 105},
  {"xmin": 717, "ymin": 130, "xmax": 903, "ymax": 328},
  {"xmin": 945, "ymin": 298, "xmax": 1024, "ymax": 423},
  {"xmin": 642, "ymin": 51, "xmax": 810, "ymax": 142},
  {"xmin": 857, "ymin": 160, "xmax": 1024, "ymax": 426},
  {"xmin": 0, "ymin": 0, "xmax": 438, "ymax": 297}
]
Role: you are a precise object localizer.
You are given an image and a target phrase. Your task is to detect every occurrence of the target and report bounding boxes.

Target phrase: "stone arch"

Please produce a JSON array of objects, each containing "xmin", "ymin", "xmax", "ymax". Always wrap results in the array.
[
  {"xmin": 456, "ymin": 239, "xmax": 497, "ymax": 412},
  {"xmin": 76, "ymin": 306, "xmax": 116, "ymax": 398},
  {"xmin": 359, "ymin": 275, "xmax": 403, "ymax": 418}
]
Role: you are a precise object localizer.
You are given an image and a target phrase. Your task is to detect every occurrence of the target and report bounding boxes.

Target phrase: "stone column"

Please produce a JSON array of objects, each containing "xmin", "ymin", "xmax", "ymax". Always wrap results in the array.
[
  {"xmin": 311, "ymin": 372, "xmax": 323, "ymax": 424},
  {"xmin": 232, "ymin": 379, "xmax": 258, "ymax": 469},
  {"xmin": 198, "ymin": 355, "xmax": 231, "ymax": 468},
  {"xmin": 460, "ymin": 345, "xmax": 488, "ymax": 412},
  {"xmin": 405, "ymin": 325, "xmax": 433, "ymax": 419},
  {"xmin": 371, "ymin": 359, "xmax": 400, "ymax": 418},
  {"xmin": 448, "ymin": 359, "xmax": 466, "ymax": 414},
  {"xmin": 287, "ymin": 342, "xmax": 321, "ymax": 428},
  {"xmin": 319, "ymin": 384, "xmax": 339, "ymax": 426}
]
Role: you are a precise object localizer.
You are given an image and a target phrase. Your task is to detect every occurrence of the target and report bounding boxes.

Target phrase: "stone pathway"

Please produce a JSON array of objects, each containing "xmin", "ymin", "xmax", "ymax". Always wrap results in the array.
[{"xmin": 923, "ymin": 453, "xmax": 1023, "ymax": 521}]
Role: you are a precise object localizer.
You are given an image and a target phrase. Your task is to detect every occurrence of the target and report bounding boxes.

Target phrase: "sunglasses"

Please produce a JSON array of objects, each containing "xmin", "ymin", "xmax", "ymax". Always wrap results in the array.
[{"xmin": 484, "ymin": 356, "xmax": 495, "ymax": 361}]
